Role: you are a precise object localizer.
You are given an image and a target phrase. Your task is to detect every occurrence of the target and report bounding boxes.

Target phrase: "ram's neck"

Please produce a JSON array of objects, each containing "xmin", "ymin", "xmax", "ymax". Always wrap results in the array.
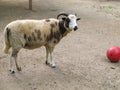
[{"xmin": 59, "ymin": 21, "xmax": 71, "ymax": 37}]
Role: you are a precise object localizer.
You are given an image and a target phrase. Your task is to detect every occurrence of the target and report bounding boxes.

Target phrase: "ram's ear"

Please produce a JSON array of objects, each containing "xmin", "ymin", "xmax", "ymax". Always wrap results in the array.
[
  {"xmin": 62, "ymin": 17, "xmax": 66, "ymax": 21},
  {"xmin": 77, "ymin": 18, "xmax": 81, "ymax": 21}
]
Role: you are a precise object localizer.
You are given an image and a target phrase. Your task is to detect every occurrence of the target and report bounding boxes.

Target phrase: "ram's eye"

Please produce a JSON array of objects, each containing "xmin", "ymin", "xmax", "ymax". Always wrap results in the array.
[
  {"xmin": 62, "ymin": 17, "xmax": 66, "ymax": 21},
  {"xmin": 66, "ymin": 18, "xmax": 70, "ymax": 23}
]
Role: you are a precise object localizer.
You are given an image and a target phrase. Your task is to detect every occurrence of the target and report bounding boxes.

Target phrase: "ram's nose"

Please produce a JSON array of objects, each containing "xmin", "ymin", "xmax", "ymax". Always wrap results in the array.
[{"xmin": 74, "ymin": 26, "xmax": 78, "ymax": 31}]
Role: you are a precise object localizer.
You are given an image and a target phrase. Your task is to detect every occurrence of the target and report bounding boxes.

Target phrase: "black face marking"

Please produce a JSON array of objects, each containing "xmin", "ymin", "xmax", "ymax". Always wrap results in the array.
[
  {"xmin": 46, "ymin": 19, "xmax": 50, "ymax": 22},
  {"xmin": 32, "ymin": 32, "xmax": 36, "ymax": 41},
  {"xmin": 65, "ymin": 18, "xmax": 70, "ymax": 28},
  {"xmin": 59, "ymin": 21, "xmax": 67, "ymax": 36},
  {"xmin": 66, "ymin": 18, "xmax": 70, "ymax": 23}
]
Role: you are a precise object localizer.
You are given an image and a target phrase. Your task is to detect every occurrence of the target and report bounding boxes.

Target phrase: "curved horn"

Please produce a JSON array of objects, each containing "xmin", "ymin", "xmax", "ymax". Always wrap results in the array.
[{"xmin": 57, "ymin": 13, "xmax": 68, "ymax": 19}]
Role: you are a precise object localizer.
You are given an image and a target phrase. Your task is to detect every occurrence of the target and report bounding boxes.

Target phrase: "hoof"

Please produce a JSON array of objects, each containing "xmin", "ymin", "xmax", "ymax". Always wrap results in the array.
[
  {"xmin": 17, "ymin": 67, "xmax": 21, "ymax": 71},
  {"xmin": 51, "ymin": 65, "xmax": 56, "ymax": 68},
  {"xmin": 51, "ymin": 64, "xmax": 56, "ymax": 68},
  {"xmin": 9, "ymin": 70, "xmax": 15, "ymax": 74},
  {"xmin": 45, "ymin": 61, "xmax": 49, "ymax": 65}
]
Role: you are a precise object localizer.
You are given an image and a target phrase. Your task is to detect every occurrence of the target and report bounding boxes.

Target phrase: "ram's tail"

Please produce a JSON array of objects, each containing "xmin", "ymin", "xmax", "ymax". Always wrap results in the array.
[{"xmin": 3, "ymin": 28, "xmax": 11, "ymax": 54}]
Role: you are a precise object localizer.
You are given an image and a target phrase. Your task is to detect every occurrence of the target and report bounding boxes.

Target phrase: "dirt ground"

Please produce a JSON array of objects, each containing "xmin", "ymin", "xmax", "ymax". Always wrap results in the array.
[{"xmin": 1, "ymin": 0, "xmax": 120, "ymax": 90}]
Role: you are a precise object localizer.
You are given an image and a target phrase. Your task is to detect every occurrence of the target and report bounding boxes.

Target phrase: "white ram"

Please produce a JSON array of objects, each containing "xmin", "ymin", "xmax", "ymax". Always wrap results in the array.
[{"xmin": 3, "ymin": 13, "xmax": 80, "ymax": 73}]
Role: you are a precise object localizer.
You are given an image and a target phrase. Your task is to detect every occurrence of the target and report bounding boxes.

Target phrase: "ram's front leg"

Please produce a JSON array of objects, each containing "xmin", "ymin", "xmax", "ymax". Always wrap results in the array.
[
  {"xmin": 49, "ymin": 47, "xmax": 56, "ymax": 68},
  {"xmin": 45, "ymin": 46, "xmax": 49, "ymax": 65},
  {"xmin": 45, "ymin": 46, "xmax": 56, "ymax": 68}
]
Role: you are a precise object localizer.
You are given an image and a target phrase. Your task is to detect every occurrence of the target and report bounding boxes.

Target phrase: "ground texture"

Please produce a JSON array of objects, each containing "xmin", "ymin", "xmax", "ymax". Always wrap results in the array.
[{"xmin": 0, "ymin": 0, "xmax": 120, "ymax": 90}]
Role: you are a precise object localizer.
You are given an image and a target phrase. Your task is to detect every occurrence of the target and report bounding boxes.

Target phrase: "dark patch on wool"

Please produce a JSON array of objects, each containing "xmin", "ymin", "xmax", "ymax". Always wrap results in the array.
[
  {"xmin": 59, "ymin": 21, "xmax": 67, "ymax": 36},
  {"xmin": 53, "ymin": 31, "xmax": 61, "ymax": 41},
  {"xmin": 54, "ymin": 40, "xmax": 57, "ymax": 44},
  {"xmin": 24, "ymin": 43, "xmax": 29, "ymax": 47},
  {"xmin": 6, "ymin": 28, "xmax": 11, "ymax": 43},
  {"xmin": 35, "ymin": 30, "xmax": 41, "ymax": 40},
  {"xmin": 32, "ymin": 32, "xmax": 36, "ymax": 41},
  {"xmin": 46, "ymin": 26, "xmax": 61, "ymax": 42},
  {"xmin": 24, "ymin": 34, "xmax": 27, "ymax": 40},
  {"xmin": 23, "ymin": 34, "xmax": 30, "ymax": 47},
  {"xmin": 46, "ymin": 19, "xmax": 50, "ymax": 22},
  {"xmin": 46, "ymin": 22, "xmax": 63, "ymax": 42},
  {"xmin": 50, "ymin": 24, "xmax": 55, "ymax": 28},
  {"xmin": 35, "ymin": 29, "xmax": 38, "ymax": 33},
  {"xmin": 6, "ymin": 28, "xmax": 11, "ymax": 37},
  {"xmin": 28, "ymin": 36, "xmax": 31, "ymax": 41},
  {"xmin": 55, "ymin": 22, "xmax": 57, "ymax": 26},
  {"xmin": 37, "ymin": 30, "xmax": 41, "ymax": 39},
  {"xmin": 44, "ymin": 34, "xmax": 46, "ymax": 38},
  {"xmin": 46, "ymin": 28, "xmax": 53, "ymax": 41}
]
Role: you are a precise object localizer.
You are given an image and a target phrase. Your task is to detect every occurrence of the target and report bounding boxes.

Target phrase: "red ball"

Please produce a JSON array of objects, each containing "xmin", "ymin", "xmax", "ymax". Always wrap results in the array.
[{"xmin": 106, "ymin": 46, "xmax": 120, "ymax": 62}]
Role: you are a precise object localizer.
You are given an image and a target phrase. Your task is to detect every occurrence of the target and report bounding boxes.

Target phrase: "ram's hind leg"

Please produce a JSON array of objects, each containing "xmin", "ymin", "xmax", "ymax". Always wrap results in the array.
[
  {"xmin": 3, "ymin": 43, "xmax": 11, "ymax": 54},
  {"xmin": 9, "ymin": 48, "xmax": 21, "ymax": 74},
  {"xmin": 9, "ymin": 55, "xmax": 15, "ymax": 74},
  {"xmin": 14, "ymin": 54, "xmax": 21, "ymax": 71},
  {"xmin": 45, "ymin": 46, "xmax": 49, "ymax": 65}
]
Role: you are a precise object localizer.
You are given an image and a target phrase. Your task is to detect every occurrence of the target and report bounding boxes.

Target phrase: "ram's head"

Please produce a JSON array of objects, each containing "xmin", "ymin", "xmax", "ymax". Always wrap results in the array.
[{"xmin": 57, "ymin": 13, "xmax": 81, "ymax": 31}]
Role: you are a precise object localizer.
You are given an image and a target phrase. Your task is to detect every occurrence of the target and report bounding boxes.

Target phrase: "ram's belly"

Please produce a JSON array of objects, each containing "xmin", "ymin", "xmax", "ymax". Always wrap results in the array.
[{"xmin": 23, "ymin": 41, "xmax": 45, "ymax": 49}]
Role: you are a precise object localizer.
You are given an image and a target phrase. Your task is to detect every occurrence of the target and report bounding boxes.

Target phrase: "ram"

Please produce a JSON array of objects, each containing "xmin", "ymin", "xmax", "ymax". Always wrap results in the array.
[{"xmin": 3, "ymin": 13, "xmax": 80, "ymax": 73}]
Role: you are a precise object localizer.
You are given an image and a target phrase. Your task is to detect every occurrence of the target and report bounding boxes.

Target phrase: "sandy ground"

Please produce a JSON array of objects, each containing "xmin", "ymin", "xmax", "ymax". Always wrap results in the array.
[{"xmin": 1, "ymin": 0, "xmax": 120, "ymax": 90}]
